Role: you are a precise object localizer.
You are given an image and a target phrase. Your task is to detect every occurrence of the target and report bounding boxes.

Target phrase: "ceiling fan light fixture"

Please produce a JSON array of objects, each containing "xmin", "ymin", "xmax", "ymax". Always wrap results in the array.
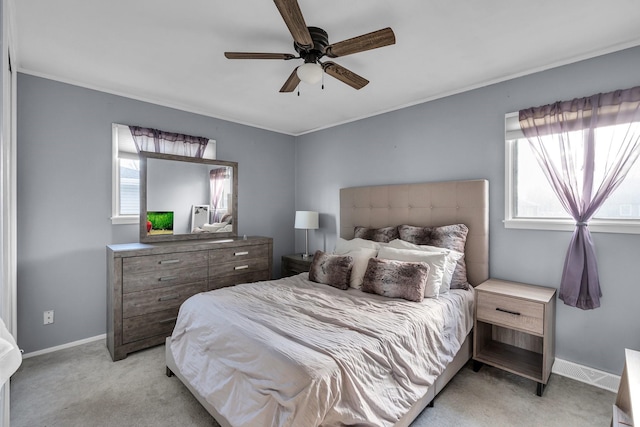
[{"xmin": 296, "ymin": 63, "xmax": 323, "ymax": 85}]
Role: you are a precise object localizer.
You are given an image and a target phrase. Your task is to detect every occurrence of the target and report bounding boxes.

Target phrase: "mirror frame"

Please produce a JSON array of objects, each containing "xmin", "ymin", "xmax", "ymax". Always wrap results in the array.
[{"xmin": 139, "ymin": 151, "xmax": 238, "ymax": 243}]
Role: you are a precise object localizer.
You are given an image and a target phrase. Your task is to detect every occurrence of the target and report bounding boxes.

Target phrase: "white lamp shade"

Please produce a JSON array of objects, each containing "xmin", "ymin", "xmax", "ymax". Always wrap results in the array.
[
  {"xmin": 296, "ymin": 63, "xmax": 323, "ymax": 85},
  {"xmin": 295, "ymin": 211, "xmax": 319, "ymax": 229}
]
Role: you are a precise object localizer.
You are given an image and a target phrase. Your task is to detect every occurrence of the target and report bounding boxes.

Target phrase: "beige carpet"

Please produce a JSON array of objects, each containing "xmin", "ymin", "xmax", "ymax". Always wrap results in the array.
[{"xmin": 11, "ymin": 339, "xmax": 615, "ymax": 426}]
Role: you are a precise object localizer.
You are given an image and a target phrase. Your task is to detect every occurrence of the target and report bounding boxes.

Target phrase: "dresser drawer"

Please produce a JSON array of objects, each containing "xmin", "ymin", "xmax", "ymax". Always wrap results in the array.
[
  {"xmin": 209, "ymin": 244, "xmax": 269, "ymax": 264},
  {"xmin": 477, "ymin": 292, "xmax": 544, "ymax": 335},
  {"xmin": 123, "ymin": 251, "xmax": 208, "ymax": 275},
  {"xmin": 123, "ymin": 281, "xmax": 207, "ymax": 318},
  {"xmin": 209, "ymin": 270, "xmax": 271, "ymax": 290},
  {"xmin": 209, "ymin": 257, "xmax": 270, "ymax": 278},
  {"xmin": 123, "ymin": 265, "xmax": 208, "ymax": 294},
  {"xmin": 122, "ymin": 308, "xmax": 178, "ymax": 344}
]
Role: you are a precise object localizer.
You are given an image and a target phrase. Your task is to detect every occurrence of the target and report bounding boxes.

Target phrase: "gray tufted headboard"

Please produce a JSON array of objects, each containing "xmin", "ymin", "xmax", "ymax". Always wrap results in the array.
[{"xmin": 339, "ymin": 179, "xmax": 489, "ymax": 287}]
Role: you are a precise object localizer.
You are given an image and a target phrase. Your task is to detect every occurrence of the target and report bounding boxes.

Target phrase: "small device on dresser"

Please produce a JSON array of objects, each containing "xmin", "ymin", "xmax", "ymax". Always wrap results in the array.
[
  {"xmin": 281, "ymin": 253, "xmax": 313, "ymax": 277},
  {"xmin": 107, "ymin": 237, "xmax": 273, "ymax": 361},
  {"xmin": 473, "ymin": 278, "xmax": 556, "ymax": 396}
]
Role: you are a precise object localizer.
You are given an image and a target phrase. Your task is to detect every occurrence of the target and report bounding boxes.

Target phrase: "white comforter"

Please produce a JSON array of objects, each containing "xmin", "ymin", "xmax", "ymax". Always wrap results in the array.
[{"xmin": 170, "ymin": 273, "xmax": 474, "ymax": 427}]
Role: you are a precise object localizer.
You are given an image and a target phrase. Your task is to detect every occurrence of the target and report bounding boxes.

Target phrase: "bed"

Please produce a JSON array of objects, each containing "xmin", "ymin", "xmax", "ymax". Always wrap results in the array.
[{"xmin": 166, "ymin": 179, "xmax": 489, "ymax": 426}]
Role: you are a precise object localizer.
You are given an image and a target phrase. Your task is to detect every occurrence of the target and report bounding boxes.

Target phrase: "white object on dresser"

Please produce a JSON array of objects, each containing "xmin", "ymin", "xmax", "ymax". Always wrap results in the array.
[{"xmin": 473, "ymin": 278, "xmax": 556, "ymax": 396}]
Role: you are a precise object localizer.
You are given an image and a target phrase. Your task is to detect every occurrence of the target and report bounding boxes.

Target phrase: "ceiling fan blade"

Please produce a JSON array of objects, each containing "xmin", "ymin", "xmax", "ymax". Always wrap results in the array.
[
  {"xmin": 322, "ymin": 62, "xmax": 369, "ymax": 90},
  {"xmin": 224, "ymin": 52, "xmax": 296, "ymax": 60},
  {"xmin": 280, "ymin": 67, "xmax": 301, "ymax": 92},
  {"xmin": 325, "ymin": 27, "xmax": 396, "ymax": 58},
  {"xmin": 273, "ymin": 0, "xmax": 313, "ymax": 48}
]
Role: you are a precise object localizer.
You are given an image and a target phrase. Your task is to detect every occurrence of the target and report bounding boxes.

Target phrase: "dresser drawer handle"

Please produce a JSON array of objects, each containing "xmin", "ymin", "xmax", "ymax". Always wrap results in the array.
[
  {"xmin": 159, "ymin": 317, "xmax": 177, "ymax": 324},
  {"xmin": 234, "ymin": 265, "xmax": 249, "ymax": 270},
  {"xmin": 159, "ymin": 259, "xmax": 181, "ymax": 265},
  {"xmin": 158, "ymin": 294, "xmax": 180, "ymax": 302},
  {"xmin": 234, "ymin": 251, "xmax": 249, "ymax": 256},
  {"xmin": 496, "ymin": 307, "xmax": 521, "ymax": 316},
  {"xmin": 158, "ymin": 276, "xmax": 177, "ymax": 282}
]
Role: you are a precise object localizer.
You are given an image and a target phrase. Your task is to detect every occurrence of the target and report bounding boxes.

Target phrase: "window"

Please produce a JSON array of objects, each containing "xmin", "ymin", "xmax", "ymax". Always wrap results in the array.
[
  {"xmin": 111, "ymin": 123, "xmax": 217, "ymax": 224},
  {"xmin": 112, "ymin": 124, "xmax": 141, "ymax": 224},
  {"xmin": 504, "ymin": 112, "xmax": 640, "ymax": 234}
]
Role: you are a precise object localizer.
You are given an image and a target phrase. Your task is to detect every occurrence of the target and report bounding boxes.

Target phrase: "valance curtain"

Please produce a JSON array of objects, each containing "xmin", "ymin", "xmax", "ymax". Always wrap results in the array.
[
  {"xmin": 519, "ymin": 86, "xmax": 640, "ymax": 309},
  {"xmin": 129, "ymin": 126, "xmax": 209, "ymax": 158},
  {"xmin": 210, "ymin": 168, "xmax": 227, "ymax": 223}
]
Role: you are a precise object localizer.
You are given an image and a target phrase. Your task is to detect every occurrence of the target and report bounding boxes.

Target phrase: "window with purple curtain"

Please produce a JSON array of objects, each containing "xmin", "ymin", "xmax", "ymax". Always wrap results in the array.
[
  {"xmin": 129, "ymin": 126, "xmax": 209, "ymax": 158},
  {"xmin": 210, "ymin": 168, "xmax": 228, "ymax": 223},
  {"xmin": 519, "ymin": 86, "xmax": 640, "ymax": 309}
]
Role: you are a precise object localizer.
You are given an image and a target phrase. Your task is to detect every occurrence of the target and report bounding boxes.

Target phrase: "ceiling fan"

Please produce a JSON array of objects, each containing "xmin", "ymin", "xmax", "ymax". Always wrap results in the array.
[{"xmin": 224, "ymin": 0, "xmax": 396, "ymax": 92}]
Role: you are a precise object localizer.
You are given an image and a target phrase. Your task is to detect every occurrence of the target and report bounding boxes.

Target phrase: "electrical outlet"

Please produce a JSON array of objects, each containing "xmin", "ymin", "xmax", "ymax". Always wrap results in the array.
[{"xmin": 44, "ymin": 310, "xmax": 54, "ymax": 325}]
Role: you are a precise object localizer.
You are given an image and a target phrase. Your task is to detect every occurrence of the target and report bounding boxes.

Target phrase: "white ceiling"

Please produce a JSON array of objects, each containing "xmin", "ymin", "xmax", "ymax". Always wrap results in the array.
[{"xmin": 13, "ymin": 0, "xmax": 640, "ymax": 136}]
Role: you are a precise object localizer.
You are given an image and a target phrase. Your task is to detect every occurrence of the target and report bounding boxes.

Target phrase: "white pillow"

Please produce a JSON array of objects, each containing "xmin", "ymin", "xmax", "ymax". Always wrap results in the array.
[
  {"xmin": 334, "ymin": 237, "xmax": 383, "ymax": 253},
  {"xmin": 377, "ymin": 246, "xmax": 448, "ymax": 298},
  {"xmin": 344, "ymin": 248, "xmax": 379, "ymax": 289},
  {"xmin": 388, "ymin": 239, "xmax": 463, "ymax": 293}
]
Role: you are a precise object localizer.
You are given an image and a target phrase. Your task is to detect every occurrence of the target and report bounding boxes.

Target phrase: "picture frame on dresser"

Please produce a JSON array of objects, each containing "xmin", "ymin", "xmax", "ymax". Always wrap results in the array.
[{"xmin": 190, "ymin": 205, "xmax": 209, "ymax": 232}]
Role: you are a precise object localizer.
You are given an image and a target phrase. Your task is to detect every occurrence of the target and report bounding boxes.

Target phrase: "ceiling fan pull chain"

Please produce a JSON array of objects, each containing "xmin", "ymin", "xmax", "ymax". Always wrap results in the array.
[
  {"xmin": 322, "ymin": 71, "xmax": 325, "ymax": 90},
  {"xmin": 297, "ymin": 84, "xmax": 300, "ymax": 96}
]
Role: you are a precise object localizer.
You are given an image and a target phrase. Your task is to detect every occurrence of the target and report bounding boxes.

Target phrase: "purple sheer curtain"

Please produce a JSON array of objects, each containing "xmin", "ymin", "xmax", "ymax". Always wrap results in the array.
[
  {"xmin": 129, "ymin": 126, "xmax": 209, "ymax": 158},
  {"xmin": 519, "ymin": 86, "xmax": 640, "ymax": 309},
  {"xmin": 209, "ymin": 168, "xmax": 227, "ymax": 223}
]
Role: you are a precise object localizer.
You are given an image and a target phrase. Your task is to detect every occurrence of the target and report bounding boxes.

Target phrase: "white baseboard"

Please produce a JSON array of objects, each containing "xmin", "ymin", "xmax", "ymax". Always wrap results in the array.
[
  {"xmin": 22, "ymin": 334, "xmax": 106, "ymax": 359},
  {"xmin": 552, "ymin": 358, "xmax": 620, "ymax": 392}
]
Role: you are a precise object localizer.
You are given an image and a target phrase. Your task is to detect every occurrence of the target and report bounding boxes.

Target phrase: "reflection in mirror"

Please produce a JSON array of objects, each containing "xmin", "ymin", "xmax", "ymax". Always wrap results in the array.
[
  {"xmin": 191, "ymin": 205, "xmax": 209, "ymax": 232},
  {"xmin": 139, "ymin": 152, "xmax": 238, "ymax": 243}
]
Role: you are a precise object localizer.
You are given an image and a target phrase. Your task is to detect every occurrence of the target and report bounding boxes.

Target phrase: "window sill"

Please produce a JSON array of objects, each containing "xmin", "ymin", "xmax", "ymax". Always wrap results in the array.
[
  {"xmin": 504, "ymin": 218, "xmax": 640, "ymax": 234},
  {"xmin": 111, "ymin": 215, "xmax": 139, "ymax": 225}
]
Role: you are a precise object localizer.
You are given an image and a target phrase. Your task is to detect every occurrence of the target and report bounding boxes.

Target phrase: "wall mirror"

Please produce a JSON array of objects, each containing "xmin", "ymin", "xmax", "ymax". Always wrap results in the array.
[{"xmin": 139, "ymin": 152, "xmax": 238, "ymax": 243}]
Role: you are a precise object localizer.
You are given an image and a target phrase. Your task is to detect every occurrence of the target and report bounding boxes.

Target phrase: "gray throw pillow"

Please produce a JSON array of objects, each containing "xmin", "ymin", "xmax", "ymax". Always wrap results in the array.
[
  {"xmin": 308, "ymin": 251, "xmax": 354, "ymax": 290},
  {"xmin": 361, "ymin": 258, "xmax": 430, "ymax": 302},
  {"xmin": 354, "ymin": 226, "xmax": 399, "ymax": 243},
  {"xmin": 398, "ymin": 224, "xmax": 470, "ymax": 290}
]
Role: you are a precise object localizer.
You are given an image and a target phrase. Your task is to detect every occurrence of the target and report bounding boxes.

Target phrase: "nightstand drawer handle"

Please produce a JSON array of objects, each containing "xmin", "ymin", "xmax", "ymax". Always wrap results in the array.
[
  {"xmin": 158, "ymin": 294, "xmax": 179, "ymax": 302},
  {"xmin": 496, "ymin": 307, "xmax": 521, "ymax": 316},
  {"xmin": 234, "ymin": 251, "xmax": 249, "ymax": 256},
  {"xmin": 158, "ymin": 276, "xmax": 177, "ymax": 282},
  {"xmin": 235, "ymin": 265, "xmax": 249, "ymax": 270},
  {"xmin": 159, "ymin": 259, "xmax": 181, "ymax": 265},
  {"xmin": 159, "ymin": 317, "xmax": 177, "ymax": 324}
]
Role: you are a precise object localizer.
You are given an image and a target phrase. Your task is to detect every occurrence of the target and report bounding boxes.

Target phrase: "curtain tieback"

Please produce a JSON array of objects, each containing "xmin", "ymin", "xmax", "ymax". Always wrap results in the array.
[{"xmin": 576, "ymin": 221, "xmax": 588, "ymax": 227}]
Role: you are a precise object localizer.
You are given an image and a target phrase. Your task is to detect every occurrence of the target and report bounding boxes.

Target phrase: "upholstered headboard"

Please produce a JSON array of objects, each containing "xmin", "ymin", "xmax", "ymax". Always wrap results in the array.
[{"xmin": 340, "ymin": 179, "xmax": 489, "ymax": 287}]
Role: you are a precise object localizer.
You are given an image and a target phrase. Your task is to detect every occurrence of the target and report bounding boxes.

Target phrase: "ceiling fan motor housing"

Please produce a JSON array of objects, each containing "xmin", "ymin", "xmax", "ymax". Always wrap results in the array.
[{"xmin": 294, "ymin": 27, "xmax": 329, "ymax": 63}]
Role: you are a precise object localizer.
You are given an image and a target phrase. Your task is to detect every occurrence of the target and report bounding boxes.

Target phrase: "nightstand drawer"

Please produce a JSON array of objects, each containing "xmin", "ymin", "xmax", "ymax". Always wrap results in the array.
[{"xmin": 477, "ymin": 292, "xmax": 544, "ymax": 335}]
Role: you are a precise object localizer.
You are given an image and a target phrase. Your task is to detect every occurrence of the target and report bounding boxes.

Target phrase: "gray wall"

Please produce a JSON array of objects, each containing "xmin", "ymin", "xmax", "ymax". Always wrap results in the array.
[
  {"xmin": 16, "ymin": 74, "xmax": 296, "ymax": 353},
  {"xmin": 294, "ymin": 46, "xmax": 640, "ymax": 375}
]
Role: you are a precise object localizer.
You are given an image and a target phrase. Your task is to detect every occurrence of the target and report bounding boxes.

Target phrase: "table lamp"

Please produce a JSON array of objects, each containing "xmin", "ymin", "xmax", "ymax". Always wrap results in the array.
[{"xmin": 294, "ymin": 211, "xmax": 319, "ymax": 258}]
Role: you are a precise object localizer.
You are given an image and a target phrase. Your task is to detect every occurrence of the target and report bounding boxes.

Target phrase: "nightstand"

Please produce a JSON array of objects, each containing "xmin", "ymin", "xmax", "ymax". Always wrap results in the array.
[
  {"xmin": 281, "ymin": 254, "xmax": 313, "ymax": 277},
  {"xmin": 473, "ymin": 278, "xmax": 556, "ymax": 396}
]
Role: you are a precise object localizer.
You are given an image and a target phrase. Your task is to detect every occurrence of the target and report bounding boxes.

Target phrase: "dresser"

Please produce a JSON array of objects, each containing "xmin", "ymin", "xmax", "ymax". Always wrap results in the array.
[
  {"xmin": 473, "ymin": 278, "xmax": 556, "ymax": 396},
  {"xmin": 107, "ymin": 236, "xmax": 272, "ymax": 361}
]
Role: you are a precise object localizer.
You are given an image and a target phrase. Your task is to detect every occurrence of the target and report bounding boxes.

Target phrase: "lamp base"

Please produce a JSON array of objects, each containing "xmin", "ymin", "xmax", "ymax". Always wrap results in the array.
[{"xmin": 301, "ymin": 253, "xmax": 312, "ymax": 259}]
